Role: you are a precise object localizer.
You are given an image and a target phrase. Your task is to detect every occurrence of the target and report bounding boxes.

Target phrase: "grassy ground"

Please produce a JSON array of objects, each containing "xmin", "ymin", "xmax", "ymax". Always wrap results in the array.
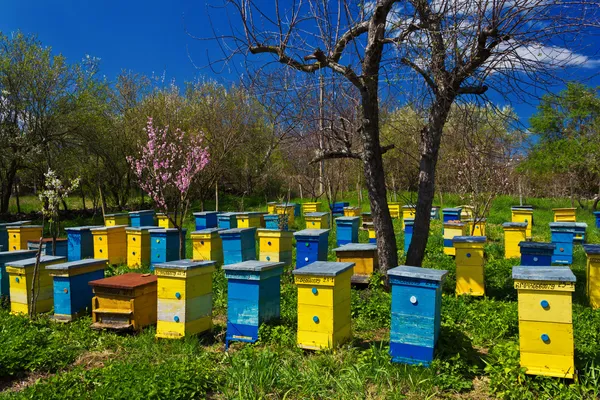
[{"xmin": 1, "ymin": 194, "xmax": 600, "ymax": 399}]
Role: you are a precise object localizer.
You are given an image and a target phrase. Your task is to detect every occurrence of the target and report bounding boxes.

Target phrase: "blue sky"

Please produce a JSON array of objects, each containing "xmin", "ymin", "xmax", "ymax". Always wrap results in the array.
[{"xmin": 2, "ymin": 0, "xmax": 599, "ymax": 125}]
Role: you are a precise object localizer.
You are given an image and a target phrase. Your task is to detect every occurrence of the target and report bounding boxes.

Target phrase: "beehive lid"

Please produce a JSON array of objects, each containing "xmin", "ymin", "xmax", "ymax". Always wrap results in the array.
[
  {"xmin": 267, "ymin": 201, "xmax": 277, "ymax": 205},
  {"xmin": 154, "ymin": 259, "xmax": 216, "ymax": 270},
  {"xmin": 149, "ymin": 228, "xmax": 182, "ymax": 234},
  {"xmin": 218, "ymin": 212, "xmax": 239, "ymax": 217},
  {"xmin": 387, "ymin": 265, "xmax": 448, "ymax": 282},
  {"xmin": 46, "ymin": 258, "xmax": 108, "ymax": 271},
  {"xmin": 519, "ymin": 241, "xmax": 555, "ymax": 250},
  {"xmin": 257, "ymin": 228, "xmax": 294, "ymax": 235},
  {"xmin": 583, "ymin": 244, "xmax": 600, "ymax": 255},
  {"xmin": 0, "ymin": 249, "xmax": 36, "ymax": 257},
  {"xmin": 574, "ymin": 222, "xmax": 588, "ymax": 228},
  {"xmin": 305, "ymin": 212, "xmax": 328, "ymax": 217},
  {"xmin": 222, "ymin": 260, "xmax": 284, "ymax": 272},
  {"xmin": 129, "ymin": 210, "xmax": 154, "ymax": 215},
  {"xmin": 65, "ymin": 225, "xmax": 103, "ymax": 232},
  {"xmin": 443, "ymin": 208, "xmax": 462, "ymax": 212},
  {"xmin": 502, "ymin": 222, "xmax": 527, "ymax": 228},
  {"xmin": 404, "ymin": 218, "xmax": 415, "ymax": 225},
  {"xmin": 444, "ymin": 221, "xmax": 465, "ymax": 227},
  {"xmin": 464, "ymin": 218, "xmax": 487, "ymax": 222},
  {"xmin": 292, "ymin": 261, "xmax": 354, "ymax": 277},
  {"xmin": 219, "ymin": 227, "xmax": 257, "ymax": 235},
  {"xmin": 333, "ymin": 243, "xmax": 377, "ymax": 252},
  {"xmin": 453, "ymin": 236, "xmax": 486, "ymax": 243},
  {"xmin": 91, "ymin": 225, "xmax": 128, "ymax": 231},
  {"xmin": 361, "ymin": 212, "xmax": 372, "ymax": 216},
  {"xmin": 0, "ymin": 221, "xmax": 31, "ymax": 227},
  {"xmin": 402, "ymin": 205, "xmax": 416, "ymax": 209},
  {"xmin": 89, "ymin": 272, "xmax": 157, "ymax": 289},
  {"xmin": 8, "ymin": 255, "xmax": 66, "ymax": 267},
  {"xmin": 193, "ymin": 211, "xmax": 219, "ymax": 216},
  {"xmin": 293, "ymin": 229, "xmax": 329, "ymax": 237},
  {"xmin": 237, "ymin": 211, "xmax": 263, "ymax": 216},
  {"xmin": 511, "ymin": 205, "xmax": 533, "ymax": 210},
  {"xmin": 549, "ymin": 222, "xmax": 577, "ymax": 229},
  {"xmin": 191, "ymin": 228, "xmax": 222, "ymax": 235},
  {"xmin": 336, "ymin": 216, "xmax": 360, "ymax": 222},
  {"xmin": 105, "ymin": 213, "xmax": 129, "ymax": 217},
  {"xmin": 27, "ymin": 238, "xmax": 67, "ymax": 244},
  {"xmin": 552, "ymin": 208, "xmax": 576, "ymax": 211},
  {"xmin": 8, "ymin": 225, "xmax": 43, "ymax": 229},
  {"xmin": 277, "ymin": 203, "xmax": 296, "ymax": 207},
  {"xmin": 512, "ymin": 266, "xmax": 576, "ymax": 282},
  {"xmin": 594, "ymin": 211, "xmax": 600, "ymax": 215},
  {"xmin": 125, "ymin": 226, "xmax": 157, "ymax": 232}
]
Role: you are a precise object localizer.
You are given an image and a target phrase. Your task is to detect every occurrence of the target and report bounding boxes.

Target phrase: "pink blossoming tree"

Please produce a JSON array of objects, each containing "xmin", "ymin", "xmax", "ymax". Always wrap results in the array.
[{"xmin": 127, "ymin": 117, "xmax": 210, "ymax": 257}]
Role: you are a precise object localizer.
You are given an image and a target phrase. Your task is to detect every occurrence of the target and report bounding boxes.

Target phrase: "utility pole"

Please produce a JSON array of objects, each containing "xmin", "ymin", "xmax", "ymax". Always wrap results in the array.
[{"xmin": 319, "ymin": 74, "xmax": 325, "ymax": 196}]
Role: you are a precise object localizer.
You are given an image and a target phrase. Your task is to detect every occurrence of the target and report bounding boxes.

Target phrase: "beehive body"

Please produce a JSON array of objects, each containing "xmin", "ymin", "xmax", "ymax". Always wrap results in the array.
[
  {"xmin": 443, "ymin": 222, "xmax": 465, "ymax": 256},
  {"xmin": 7, "ymin": 255, "xmax": 66, "ymax": 315},
  {"xmin": 27, "ymin": 238, "xmax": 68, "ymax": 257},
  {"xmin": 465, "ymin": 219, "xmax": 486, "ymax": 237},
  {"xmin": 46, "ymin": 259, "xmax": 107, "ymax": 321},
  {"xmin": 430, "ymin": 207, "xmax": 440, "ymax": 220},
  {"xmin": 0, "ymin": 221, "xmax": 31, "ymax": 251},
  {"xmin": 573, "ymin": 222, "xmax": 587, "ymax": 244},
  {"xmin": 459, "ymin": 206, "xmax": 474, "ymax": 221},
  {"xmin": 364, "ymin": 222, "xmax": 376, "ymax": 244},
  {"xmin": 223, "ymin": 261, "xmax": 284, "ymax": 348},
  {"xmin": 66, "ymin": 226, "xmax": 101, "ymax": 261},
  {"xmin": 191, "ymin": 228, "xmax": 223, "ymax": 264},
  {"xmin": 404, "ymin": 219, "xmax": 414, "ymax": 253},
  {"xmin": 104, "ymin": 213, "xmax": 129, "ymax": 227},
  {"xmin": 511, "ymin": 207, "xmax": 534, "ymax": 238},
  {"xmin": 264, "ymin": 214, "xmax": 289, "ymax": 230},
  {"xmin": 442, "ymin": 208, "xmax": 462, "ymax": 224},
  {"xmin": 305, "ymin": 212, "xmax": 329, "ymax": 229},
  {"xmin": 218, "ymin": 213, "xmax": 238, "ymax": 229},
  {"xmin": 402, "ymin": 206, "xmax": 416, "ymax": 230},
  {"xmin": 302, "ymin": 202, "xmax": 321, "ymax": 215},
  {"xmin": 236, "ymin": 212, "xmax": 262, "ymax": 229},
  {"xmin": 550, "ymin": 223, "xmax": 575, "ymax": 265},
  {"xmin": 594, "ymin": 211, "xmax": 600, "ymax": 229},
  {"xmin": 294, "ymin": 229, "xmax": 330, "ymax": 269},
  {"xmin": 330, "ymin": 202, "xmax": 349, "ymax": 217},
  {"xmin": 0, "ymin": 250, "xmax": 36, "ymax": 299},
  {"xmin": 388, "ymin": 203, "xmax": 401, "ymax": 219},
  {"xmin": 7, "ymin": 225, "xmax": 43, "ymax": 251},
  {"xmin": 453, "ymin": 237, "xmax": 486, "ymax": 296},
  {"xmin": 275, "ymin": 205, "xmax": 295, "ymax": 226},
  {"xmin": 503, "ymin": 222, "xmax": 527, "ymax": 259},
  {"xmin": 343, "ymin": 207, "xmax": 361, "ymax": 218},
  {"xmin": 512, "ymin": 267, "xmax": 575, "ymax": 378},
  {"xmin": 126, "ymin": 227, "xmax": 154, "ymax": 268},
  {"xmin": 91, "ymin": 225, "xmax": 127, "ymax": 265},
  {"xmin": 129, "ymin": 210, "xmax": 155, "ymax": 227},
  {"xmin": 388, "ymin": 266, "xmax": 447, "ymax": 366},
  {"xmin": 334, "ymin": 243, "xmax": 378, "ymax": 284},
  {"xmin": 520, "ymin": 242, "xmax": 555, "ymax": 266},
  {"xmin": 335, "ymin": 217, "xmax": 359, "ymax": 246},
  {"xmin": 156, "ymin": 213, "xmax": 179, "ymax": 229},
  {"xmin": 219, "ymin": 228, "xmax": 257, "ymax": 265},
  {"xmin": 90, "ymin": 273, "xmax": 157, "ymax": 331},
  {"xmin": 584, "ymin": 244, "xmax": 600, "ymax": 309},
  {"xmin": 552, "ymin": 208, "xmax": 576, "ymax": 223},
  {"xmin": 150, "ymin": 228, "xmax": 184, "ymax": 270},
  {"xmin": 293, "ymin": 261, "xmax": 354, "ymax": 350},
  {"xmin": 267, "ymin": 202, "xmax": 277, "ymax": 214},
  {"xmin": 155, "ymin": 260, "xmax": 216, "ymax": 339},
  {"xmin": 258, "ymin": 229, "xmax": 293, "ymax": 266},
  {"xmin": 193, "ymin": 211, "xmax": 219, "ymax": 231}
]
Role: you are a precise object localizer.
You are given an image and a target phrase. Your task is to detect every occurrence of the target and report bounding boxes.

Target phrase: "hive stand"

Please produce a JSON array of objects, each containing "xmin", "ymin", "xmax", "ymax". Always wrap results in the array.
[
  {"xmin": 27, "ymin": 238, "xmax": 68, "ymax": 257},
  {"xmin": 453, "ymin": 236, "xmax": 486, "ymax": 296},
  {"xmin": 104, "ymin": 213, "xmax": 130, "ymax": 227},
  {"xmin": 66, "ymin": 226, "xmax": 102, "ymax": 261},
  {"xmin": 552, "ymin": 208, "xmax": 576, "ymax": 223},
  {"xmin": 126, "ymin": 226, "xmax": 155, "ymax": 268},
  {"xmin": 191, "ymin": 228, "xmax": 223, "ymax": 265},
  {"xmin": 89, "ymin": 272, "xmax": 157, "ymax": 332},
  {"xmin": 129, "ymin": 210, "xmax": 155, "ymax": 227},
  {"xmin": 583, "ymin": 244, "xmax": 600, "ymax": 309},
  {"xmin": 218, "ymin": 212, "xmax": 239, "ymax": 229},
  {"xmin": 0, "ymin": 221, "xmax": 31, "ymax": 250},
  {"xmin": 293, "ymin": 261, "xmax": 354, "ymax": 350},
  {"xmin": 334, "ymin": 243, "xmax": 378, "ymax": 284},
  {"xmin": 511, "ymin": 206, "xmax": 534, "ymax": 239},
  {"xmin": 223, "ymin": 260, "xmax": 285, "ymax": 349},
  {"xmin": 155, "ymin": 260, "xmax": 216, "ymax": 339},
  {"xmin": 46, "ymin": 258, "xmax": 108, "ymax": 322},
  {"xmin": 502, "ymin": 222, "xmax": 528, "ymax": 259},
  {"xmin": 91, "ymin": 225, "xmax": 127, "ymax": 265},
  {"xmin": 149, "ymin": 228, "xmax": 185, "ymax": 270},
  {"xmin": 219, "ymin": 228, "xmax": 257, "ymax": 265},
  {"xmin": 0, "ymin": 250, "xmax": 37, "ymax": 300},
  {"xmin": 519, "ymin": 242, "xmax": 555, "ymax": 266},
  {"xmin": 193, "ymin": 211, "xmax": 219, "ymax": 231},
  {"xmin": 549, "ymin": 223, "xmax": 576, "ymax": 265},
  {"xmin": 402, "ymin": 205, "xmax": 416, "ymax": 230},
  {"xmin": 257, "ymin": 229, "xmax": 293, "ymax": 266},
  {"xmin": 335, "ymin": 217, "xmax": 360, "ymax": 247},
  {"xmin": 404, "ymin": 219, "xmax": 414, "ymax": 253},
  {"xmin": 302, "ymin": 202, "xmax": 321, "ymax": 215},
  {"xmin": 512, "ymin": 266, "xmax": 576, "ymax": 379},
  {"xmin": 305, "ymin": 212, "xmax": 330, "ymax": 229},
  {"xmin": 294, "ymin": 229, "xmax": 330, "ymax": 269},
  {"xmin": 7, "ymin": 225, "xmax": 43, "ymax": 251},
  {"xmin": 387, "ymin": 266, "xmax": 447, "ymax": 366},
  {"xmin": 443, "ymin": 221, "xmax": 466, "ymax": 256}
]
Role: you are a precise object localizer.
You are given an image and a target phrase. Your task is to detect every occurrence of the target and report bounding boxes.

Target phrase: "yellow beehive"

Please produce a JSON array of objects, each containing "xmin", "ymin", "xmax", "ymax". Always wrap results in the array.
[
  {"xmin": 343, "ymin": 207, "xmax": 361, "ymax": 218},
  {"xmin": 512, "ymin": 209, "xmax": 533, "ymax": 239},
  {"xmin": 276, "ymin": 204, "xmax": 295, "ymax": 225},
  {"xmin": 459, "ymin": 206, "xmax": 475, "ymax": 221},
  {"xmin": 305, "ymin": 212, "xmax": 330, "ymax": 229},
  {"xmin": 155, "ymin": 260, "xmax": 216, "ymax": 339},
  {"xmin": 503, "ymin": 222, "xmax": 527, "ymax": 259},
  {"xmin": 334, "ymin": 243, "xmax": 378, "ymax": 284},
  {"xmin": 257, "ymin": 229, "xmax": 293, "ymax": 266},
  {"xmin": 552, "ymin": 208, "xmax": 576, "ymax": 223},
  {"xmin": 302, "ymin": 202, "xmax": 321, "ymax": 215},
  {"xmin": 236, "ymin": 212, "xmax": 262, "ymax": 228},
  {"xmin": 512, "ymin": 266, "xmax": 575, "ymax": 379},
  {"xmin": 157, "ymin": 213, "xmax": 180, "ymax": 228},
  {"xmin": 191, "ymin": 228, "xmax": 223, "ymax": 265},
  {"xmin": 7, "ymin": 255, "xmax": 66, "ymax": 315},
  {"xmin": 465, "ymin": 219, "xmax": 486, "ymax": 237},
  {"xmin": 364, "ymin": 223, "xmax": 376, "ymax": 243},
  {"xmin": 584, "ymin": 245, "xmax": 600, "ymax": 309},
  {"xmin": 126, "ymin": 227, "xmax": 153, "ymax": 268},
  {"xmin": 292, "ymin": 261, "xmax": 354, "ymax": 350},
  {"xmin": 7, "ymin": 225, "xmax": 43, "ymax": 251},
  {"xmin": 443, "ymin": 222, "xmax": 466, "ymax": 256},
  {"xmin": 104, "ymin": 213, "xmax": 130, "ymax": 227},
  {"xmin": 91, "ymin": 225, "xmax": 127, "ymax": 265},
  {"xmin": 453, "ymin": 236, "xmax": 486, "ymax": 296},
  {"xmin": 401, "ymin": 205, "xmax": 416, "ymax": 229},
  {"xmin": 388, "ymin": 203, "xmax": 401, "ymax": 219},
  {"xmin": 267, "ymin": 202, "xmax": 277, "ymax": 214}
]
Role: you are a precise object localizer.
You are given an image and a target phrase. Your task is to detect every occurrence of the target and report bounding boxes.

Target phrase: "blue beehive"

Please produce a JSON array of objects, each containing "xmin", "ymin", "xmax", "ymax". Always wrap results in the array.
[
  {"xmin": 330, "ymin": 202, "xmax": 349, "ymax": 217},
  {"xmin": 46, "ymin": 258, "xmax": 108, "ymax": 321},
  {"xmin": 194, "ymin": 211, "xmax": 219, "ymax": 231},
  {"xmin": 294, "ymin": 229, "xmax": 329, "ymax": 269},
  {"xmin": 150, "ymin": 228, "xmax": 185, "ymax": 270},
  {"xmin": 219, "ymin": 228, "xmax": 257, "ymax": 265},
  {"xmin": 27, "ymin": 239, "xmax": 68, "ymax": 257},
  {"xmin": 0, "ymin": 221, "xmax": 31, "ymax": 251},
  {"xmin": 550, "ymin": 222, "xmax": 576, "ymax": 265},
  {"xmin": 387, "ymin": 266, "xmax": 447, "ymax": 366},
  {"xmin": 594, "ymin": 212, "xmax": 600, "ymax": 229},
  {"xmin": 129, "ymin": 210, "xmax": 155, "ymax": 227},
  {"xmin": 264, "ymin": 214, "xmax": 288, "ymax": 230},
  {"xmin": 430, "ymin": 207, "xmax": 440, "ymax": 220},
  {"xmin": 335, "ymin": 217, "xmax": 359, "ymax": 246},
  {"xmin": 574, "ymin": 222, "xmax": 588, "ymax": 243},
  {"xmin": 66, "ymin": 226, "xmax": 102, "ymax": 262},
  {"xmin": 519, "ymin": 241, "xmax": 555, "ymax": 266},
  {"xmin": 0, "ymin": 250, "xmax": 36, "ymax": 299},
  {"xmin": 218, "ymin": 213, "xmax": 238, "ymax": 229},
  {"xmin": 223, "ymin": 260, "xmax": 284, "ymax": 348},
  {"xmin": 442, "ymin": 208, "xmax": 462, "ymax": 224},
  {"xmin": 404, "ymin": 219, "xmax": 414, "ymax": 253}
]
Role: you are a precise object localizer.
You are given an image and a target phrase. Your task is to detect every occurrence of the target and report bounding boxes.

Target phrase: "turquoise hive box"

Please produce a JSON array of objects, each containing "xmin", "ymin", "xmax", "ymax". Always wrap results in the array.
[
  {"xmin": 218, "ymin": 213, "xmax": 238, "ymax": 229},
  {"xmin": 335, "ymin": 216, "xmax": 359, "ymax": 246},
  {"xmin": 129, "ymin": 210, "xmax": 155, "ymax": 227},
  {"xmin": 550, "ymin": 223, "xmax": 576, "ymax": 265},
  {"xmin": 150, "ymin": 228, "xmax": 185, "ymax": 270},
  {"xmin": 219, "ymin": 228, "xmax": 257, "ymax": 265},
  {"xmin": 66, "ymin": 226, "xmax": 102, "ymax": 262},
  {"xmin": 194, "ymin": 211, "xmax": 219, "ymax": 231}
]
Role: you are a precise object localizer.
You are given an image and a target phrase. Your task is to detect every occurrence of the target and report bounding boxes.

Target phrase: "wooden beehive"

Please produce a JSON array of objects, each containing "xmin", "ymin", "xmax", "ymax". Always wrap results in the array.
[
  {"xmin": 459, "ymin": 205, "xmax": 475, "ymax": 221},
  {"xmin": 293, "ymin": 261, "xmax": 354, "ymax": 350},
  {"xmin": 388, "ymin": 203, "xmax": 401, "ymax": 219},
  {"xmin": 502, "ymin": 222, "xmax": 527, "ymax": 259},
  {"xmin": 552, "ymin": 208, "xmax": 576, "ymax": 223},
  {"xmin": 550, "ymin": 223, "xmax": 575, "ymax": 265},
  {"xmin": 126, "ymin": 226, "xmax": 154, "ymax": 268},
  {"xmin": 404, "ymin": 219, "xmax": 414, "ymax": 253},
  {"xmin": 594, "ymin": 211, "xmax": 600, "ymax": 229},
  {"xmin": 27, "ymin": 238, "xmax": 68, "ymax": 257},
  {"xmin": 7, "ymin": 225, "xmax": 43, "ymax": 251},
  {"xmin": 330, "ymin": 202, "xmax": 349, "ymax": 217},
  {"xmin": 7, "ymin": 255, "xmax": 66, "ymax": 315},
  {"xmin": 89, "ymin": 272, "xmax": 157, "ymax": 331},
  {"xmin": 343, "ymin": 206, "xmax": 361, "ymax": 218},
  {"xmin": 104, "ymin": 213, "xmax": 130, "ymax": 227},
  {"xmin": 0, "ymin": 250, "xmax": 36, "ymax": 300},
  {"xmin": 264, "ymin": 214, "xmax": 289, "ymax": 230},
  {"xmin": 91, "ymin": 225, "xmax": 127, "ymax": 265},
  {"xmin": 65, "ymin": 226, "xmax": 102, "ymax": 262},
  {"xmin": 573, "ymin": 222, "xmax": 587, "ymax": 244},
  {"xmin": 335, "ymin": 216, "xmax": 360, "ymax": 247},
  {"xmin": 511, "ymin": 206, "xmax": 534, "ymax": 239},
  {"xmin": 334, "ymin": 243, "xmax": 378, "ymax": 284},
  {"xmin": 430, "ymin": 207, "xmax": 440, "ymax": 220},
  {"xmin": 364, "ymin": 222, "xmax": 376, "ymax": 244},
  {"xmin": 294, "ymin": 229, "xmax": 330, "ymax": 269},
  {"xmin": 267, "ymin": 202, "xmax": 277, "ymax": 214},
  {"xmin": 257, "ymin": 229, "xmax": 293, "ymax": 266},
  {"xmin": 223, "ymin": 260, "xmax": 285, "ymax": 348},
  {"xmin": 442, "ymin": 208, "xmax": 462, "ymax": 224},
  {"xmin": 512, "ymin": 266, "xmax": 575, "ymax": 379},
  {"xmin": 155, "ymin": 260, "xmax": 216, "ymax": 339},
  {"xmin": 583, "ymin": 244, "xmax": 600, "ymax": 309},
  {"xmin": 156, "ymin": 213, "xmax": 180, "ymax": 229},
  {"xmin": 129, "ymin": 210, "xmax": 155, "ymax": 227},
  {"xmin": 302, "ymin": 202, "xmax": 321, "ymax": 215},
  {"xmin": 219, "ymin": 227, "xmax": 257, "ymax": 265},
  {"xmin": 464, "ymin": 219, "xmax": 486, "ymax": 237},
  {"xmin": 236, "ymin": 212, "xmax": 262, "ymax": 229},
  {"xmin": 443, "ymin": 221, "xmax": 465, "ymax": 256},
  {"xmin": 46, "ymin": 258, "xmax": 107, "ymax": 321},
  {"xmin": 218, "ymin": 212, "xmax": 239, "ymax": 229},
  {"xmin": 387, "ymin": 266, "xmax": 447, "ymax": 366},
  {"xmin": 191, "ymin": 228, "xmax": 223, "ymax": 265},
  {"xmin": 193, "ymin": 211, "xmax": 219, "ymax": 231},
  {"xmin": 0, "ymin": 221, "xmax": 31, "ymax": 251},
  {"xmin": 519, "ymin": 242, "xmax": 555, "ymax": 266},
  {"xmin": 402, "ymin": 205, "xmax": 416, "ymax": 230},
  {"xmin": 276, "ymin": 204, "xmax": 295, "ymax": 226},
  {"xmin": 305, "ymin": 212, "xmax": 329, "ymax": 229},
  {"xmin": 453, "ymin": 236, "xmax": 486, "ymax": 296},
  {"xmin": 149, "ymin": 228, "xmax": 185, "ymax": 270}
]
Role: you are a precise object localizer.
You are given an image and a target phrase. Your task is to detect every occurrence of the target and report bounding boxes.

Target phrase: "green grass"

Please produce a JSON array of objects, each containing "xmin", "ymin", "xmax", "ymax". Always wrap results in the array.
[{"xmin": 1, "ymin": 193, "xmax": 600, "ymax": 398}]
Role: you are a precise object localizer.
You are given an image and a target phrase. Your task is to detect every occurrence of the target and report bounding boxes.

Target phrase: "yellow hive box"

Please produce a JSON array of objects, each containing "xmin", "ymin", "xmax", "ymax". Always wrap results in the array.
[
  {"xmin": 443, "ymin": 222, "xmax": 466, "ymax": 256},
  {"xmin": 334, "ymin": 243, "xmax": 378, "ymax": 284},
  {"xmin": 584, "ymin": 245, "xmax": 600, "ymax": 309},
  {"xmin": 388, "ymin": 203, "xmax": 401, "ymax": 219},
  {"xmin": 512, "ymin": 266, "xmax": 575, "ymax": 379},
  {"xmin": 365, "ymin": 223, "xmax": 376, "ymax": 243},
  {"xmin": 7, "ymin": 225, "xmax": 43, "ymax": 251},
  {"xmin": 453, "ymin": 236, "xmax": 486, "ymax": 296},
  {"xmin": 7, "ymin": 255, "xmax": 66, "ymax": 315},
  {"xmin": 191, "ymin": 228, "xmax": 223, "ymax": 265},
  {"xmin": 503, "ymin": 222, "xmax": 527, "ymax": 259},
  {"xmin": 302, "ymin": 202, "xmax": 321, "ymax": 215},
  {"xmin": 276, "ymin": 204, "xmax": 295, "ymax": 226},
  {"xmin": 157, "ymin": 213, "xmax": 181, "ymax": 228},
  {"xmin": 511, "ymin": 209, "xmax": 533, "ymax": 238},
  {"xmin": 126, "ymin": 227, "xmax": 153, "ymax": 268},
  {"xmin": 305, "ymin": 212, "xmax": 330, "ymax": 229},
  {"xmin": 459, "ymin": 205, "xmax": 475, "ymax": 221},
  {"xmin": 293, "ymin": 261, "xmax": 354, "ymax": 350},
  {"xmin": 257, "ymin": 229, "xmax": 293, "ymax": 266},
  {"xmin": 91, "ymin": 225, "xmax": 127, "ymax": 265},
  {"xmin": 343, "ymin": 207, "xmax": 361, "ymax": 218},
  {"xmin": 465, "ymin": 219, "xmax": 486, "ymax": 237},
  {"xmin": 552, "ymin": 208, "xmax": 576, "ymax": 223},
  {"xmin": 267, "ymin": 202, "xmax": 277, "ymax": 214},
  {"xmin": 236, "ymin": 212, "xmax": 262, "ymax": 228},
  {"xmin": 104, "ymin": 213, "xmax": 129, "ymax": 227},
  {"xmin": 155, "ymin": 260, "xmax": 216, "ymax": 339},
  {"xmin": 401, "ymin": 205, "xmax": 416, "ymax": 229}
]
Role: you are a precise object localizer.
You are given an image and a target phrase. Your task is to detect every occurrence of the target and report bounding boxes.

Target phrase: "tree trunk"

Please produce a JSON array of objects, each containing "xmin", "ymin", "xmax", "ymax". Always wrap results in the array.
[
  {"xmin": 0, "ymin": 160, "xmax": 18, "ymax": 213},
  {"xmin": 15, "ymin": 181, "xmax": 21, "ymax": 214},
  {"xmin": 80, "ymin": 185, "xmax": 87, "ymax": 211},
  {"xmin": 178, "ymin": 228, "xmax": 185, "ymax": 259}
]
